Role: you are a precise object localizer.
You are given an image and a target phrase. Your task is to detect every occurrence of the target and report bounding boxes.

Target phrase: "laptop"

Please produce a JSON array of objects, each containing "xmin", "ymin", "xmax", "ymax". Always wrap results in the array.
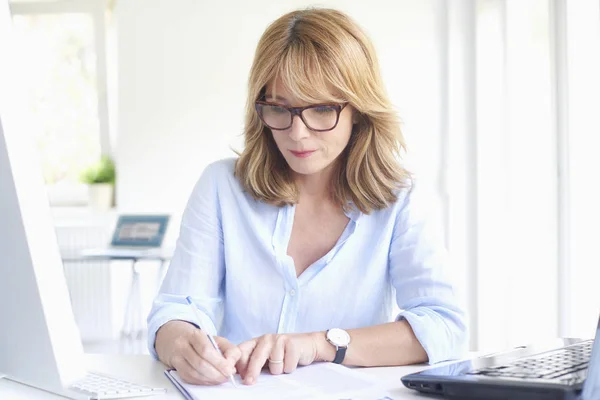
[
  {"xmin": 402, "ymin": 316, "xmax": 600, "ymax": 400},
  {"xmin": 81, "ymin": 214, "xmax": 170, "ymax": 259}
]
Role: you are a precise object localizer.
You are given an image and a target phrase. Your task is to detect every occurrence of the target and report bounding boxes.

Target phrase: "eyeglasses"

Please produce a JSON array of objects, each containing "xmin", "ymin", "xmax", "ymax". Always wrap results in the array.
[{"xmin": 255, "ymin": 100, "xmax": 348, "ymax": 132}]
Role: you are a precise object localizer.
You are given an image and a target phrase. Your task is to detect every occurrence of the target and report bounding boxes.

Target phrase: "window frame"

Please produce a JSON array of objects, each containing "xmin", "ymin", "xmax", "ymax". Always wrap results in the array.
[{"xmin": 9, "ymin": 0, "xmax": 112, "ymax": 185}]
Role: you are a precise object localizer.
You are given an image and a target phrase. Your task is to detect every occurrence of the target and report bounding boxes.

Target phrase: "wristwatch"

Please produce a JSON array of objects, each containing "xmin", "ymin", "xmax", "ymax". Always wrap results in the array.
[{"xmin": 326, "ymin": 328, "xmax": 351, "ymax": 364}]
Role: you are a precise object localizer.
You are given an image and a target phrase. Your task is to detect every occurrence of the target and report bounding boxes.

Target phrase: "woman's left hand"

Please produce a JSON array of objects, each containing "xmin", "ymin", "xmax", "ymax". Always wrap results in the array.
[{"xmin": 236, "ymin": 333, "xmax": 321, "ymax": 385}]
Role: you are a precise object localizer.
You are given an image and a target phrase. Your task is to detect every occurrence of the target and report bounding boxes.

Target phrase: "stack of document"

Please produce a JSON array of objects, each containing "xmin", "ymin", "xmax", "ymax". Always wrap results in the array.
[{"xmin": 165, "ymin": 362, "xmax": 393, "ymax": 400}]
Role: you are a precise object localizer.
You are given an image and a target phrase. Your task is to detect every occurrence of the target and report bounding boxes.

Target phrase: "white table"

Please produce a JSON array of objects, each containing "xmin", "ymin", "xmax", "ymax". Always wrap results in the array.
[{"xmin": 0, "ymin": 354, "xmax": 457, "ymax": 399}]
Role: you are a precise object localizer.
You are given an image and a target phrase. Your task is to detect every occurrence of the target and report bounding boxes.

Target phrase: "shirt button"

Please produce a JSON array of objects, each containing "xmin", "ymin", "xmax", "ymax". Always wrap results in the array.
[{"xmin": 289, "ymin": 289, "xmax": 296, "ymax": 296}]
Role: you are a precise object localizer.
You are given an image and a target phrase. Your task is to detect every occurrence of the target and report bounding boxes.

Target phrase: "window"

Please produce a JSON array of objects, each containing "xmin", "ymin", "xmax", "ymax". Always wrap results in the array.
[
  {"xmin": 12, "ymin": 13, "xmax": 100, "ymax": 184},
  {"xmin": 9, "ymin": 0, "xmax": 110, "ymax": 206}
]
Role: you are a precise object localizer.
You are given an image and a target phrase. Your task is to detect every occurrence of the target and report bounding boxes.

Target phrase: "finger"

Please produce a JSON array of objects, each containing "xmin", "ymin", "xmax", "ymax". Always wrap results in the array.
[
  {"xmin": 283, "ymin": 338, "xmax": 300, "ymax": 374},
  {"xmin": 245, "ymin": 336, "xmax": 274, "ymax": 385},
  {"xmin": 268, "ymin": 335, "xmax": 286, "ymax": 376},
  {"xmin": 170, "ymin": 355, "xmax": 201, "ymax": 384},
  {"xmin": 173, "ymin": 354, "xmax": 224, "ymax": 386},
  {"xmin": 182, "ymin": 341, "xmax": 229, "ymax": 384},
  {"xmin": 236, "ymin": 339, "xmax": 257, "ymax": 378},
  {"xmin": 189, "ymin": 330, "xmax": 235, "ymax": 378},
  {"xmin": 223, "ymin": 345, "xmax": 242, "ymax": 367},
  {"xmin": 216, "ymin": 337, "xmax": 242, "ymax": 367}
]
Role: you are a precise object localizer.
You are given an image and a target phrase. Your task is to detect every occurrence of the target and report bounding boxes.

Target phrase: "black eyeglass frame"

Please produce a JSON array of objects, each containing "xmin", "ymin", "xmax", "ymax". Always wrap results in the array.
[{"xmin": 255, "ymin": 100, "xmax": 349, "ymax": 132}]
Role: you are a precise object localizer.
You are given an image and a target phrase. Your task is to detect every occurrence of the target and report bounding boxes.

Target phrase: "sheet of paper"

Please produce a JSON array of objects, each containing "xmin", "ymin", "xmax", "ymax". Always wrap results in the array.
[{"xmin": 169, "ymin": 363, "xmax": 383, "ymax": 400}]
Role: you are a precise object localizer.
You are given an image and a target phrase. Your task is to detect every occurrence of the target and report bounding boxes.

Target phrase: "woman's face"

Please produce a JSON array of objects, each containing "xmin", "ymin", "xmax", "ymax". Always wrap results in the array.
[{"xmin": 264, "ymin": 79, "xmax": 355, "ymax": 177}]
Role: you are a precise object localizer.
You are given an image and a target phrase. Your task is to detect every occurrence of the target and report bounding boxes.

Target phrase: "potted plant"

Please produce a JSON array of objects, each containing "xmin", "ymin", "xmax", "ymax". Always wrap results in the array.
[{"xmin": 80, "ymin": 155, "xmax": 116, "ymax": 210}]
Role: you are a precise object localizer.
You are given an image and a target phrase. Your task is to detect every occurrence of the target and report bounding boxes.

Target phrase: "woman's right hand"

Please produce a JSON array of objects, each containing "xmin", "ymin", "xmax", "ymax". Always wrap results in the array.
[{"xmin": 155, "ymin": 320, "xmax": 241, "ymax": 385}]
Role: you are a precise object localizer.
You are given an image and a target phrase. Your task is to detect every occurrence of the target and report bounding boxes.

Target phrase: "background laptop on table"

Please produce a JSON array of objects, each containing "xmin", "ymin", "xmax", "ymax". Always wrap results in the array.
[
  {"xmin": 81, "ymin": 214, "xmax": 170, "ymax": 259},
  {"xmin": 402, "ymin": 315, "xmax": 600, "ymax": 400}
]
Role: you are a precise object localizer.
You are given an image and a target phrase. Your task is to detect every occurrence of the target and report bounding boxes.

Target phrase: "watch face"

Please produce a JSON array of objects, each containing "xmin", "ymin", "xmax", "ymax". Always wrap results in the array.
[{"xmin": 327, "ymin": 328, "xmax": 350, "ymax": 346}]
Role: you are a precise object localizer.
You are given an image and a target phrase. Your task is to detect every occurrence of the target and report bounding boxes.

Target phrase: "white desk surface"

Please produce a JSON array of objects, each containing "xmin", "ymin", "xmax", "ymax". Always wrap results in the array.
[{"xmin": 0, "ymin": 353, "xmax": 465, "ymax": 399}]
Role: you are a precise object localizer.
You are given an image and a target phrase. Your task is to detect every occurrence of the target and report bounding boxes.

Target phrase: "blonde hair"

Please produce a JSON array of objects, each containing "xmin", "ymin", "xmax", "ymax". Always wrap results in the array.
[{"xmin": 235, "ymin": 8, "xmax": 410, "ymax": 214}]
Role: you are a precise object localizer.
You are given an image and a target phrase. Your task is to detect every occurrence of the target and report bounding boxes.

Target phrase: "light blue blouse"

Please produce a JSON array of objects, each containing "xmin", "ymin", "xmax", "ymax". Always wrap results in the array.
[{"xmin": 147, "ymin": 158, "xmax": 467, "ymax": 364}]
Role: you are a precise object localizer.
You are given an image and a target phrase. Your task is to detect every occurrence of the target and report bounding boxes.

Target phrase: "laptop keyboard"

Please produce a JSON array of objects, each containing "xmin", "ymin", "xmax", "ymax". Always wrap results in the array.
[
  {"xmin": 469, "ymin": 340, "xmax": 593, "ymax": 381},
  {"xmin": 69, "ymin": 372, "xmax": 165, "ymax": 399}
]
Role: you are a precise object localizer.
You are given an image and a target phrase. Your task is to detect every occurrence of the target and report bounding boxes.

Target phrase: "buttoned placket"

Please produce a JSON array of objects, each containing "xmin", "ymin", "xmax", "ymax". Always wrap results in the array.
[{"xmin": 272, "ymin": 203, "xmax": 360, "ymax": 334}]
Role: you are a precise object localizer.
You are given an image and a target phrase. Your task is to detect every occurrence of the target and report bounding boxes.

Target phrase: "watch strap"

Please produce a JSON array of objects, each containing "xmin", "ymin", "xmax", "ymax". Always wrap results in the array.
[{"xmin": 332, "ymin": 345, "xmax": 347, "ymax": 364}]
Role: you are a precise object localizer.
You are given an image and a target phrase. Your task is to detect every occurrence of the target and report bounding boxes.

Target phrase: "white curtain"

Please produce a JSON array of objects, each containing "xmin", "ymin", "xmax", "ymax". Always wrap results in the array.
[{"xmin": 443, "ymin": 0, "xmax": 600, "ymax": 352}]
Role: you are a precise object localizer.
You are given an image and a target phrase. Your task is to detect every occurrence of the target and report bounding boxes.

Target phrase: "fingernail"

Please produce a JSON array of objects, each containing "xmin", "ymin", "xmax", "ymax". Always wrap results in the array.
[{"xmin": 246, "ymin": 377, "xmax": 254, "ymax": 385}]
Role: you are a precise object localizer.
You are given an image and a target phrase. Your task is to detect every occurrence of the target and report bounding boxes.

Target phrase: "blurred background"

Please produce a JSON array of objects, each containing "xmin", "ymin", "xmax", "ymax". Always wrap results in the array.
[{"xmin": 7, "ymin": 0, "xmax": 600, "ymax": 356}]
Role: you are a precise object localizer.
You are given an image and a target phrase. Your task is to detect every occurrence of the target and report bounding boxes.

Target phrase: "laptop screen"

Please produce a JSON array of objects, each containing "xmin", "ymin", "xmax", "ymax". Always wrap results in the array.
[
  {"xmin": 110, "ymin": 215, "xmax": 169, "ymax": 247},
  {"xmin": 582, "ymin": 316, "xmax": 600, "ymax": 400}
]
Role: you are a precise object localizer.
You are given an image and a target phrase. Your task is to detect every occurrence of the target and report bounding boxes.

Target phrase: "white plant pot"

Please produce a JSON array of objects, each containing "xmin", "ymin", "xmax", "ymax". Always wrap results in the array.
[{"xmin": 88, "ymin": 183, "xmax": 114, "ymax": 211}]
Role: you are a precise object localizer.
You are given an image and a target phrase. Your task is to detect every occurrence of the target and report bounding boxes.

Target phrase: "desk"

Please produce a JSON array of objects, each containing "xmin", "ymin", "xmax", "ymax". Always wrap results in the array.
[{"xmin": 0, "ymin": 354, "xmax": 462, "ymax": 399}]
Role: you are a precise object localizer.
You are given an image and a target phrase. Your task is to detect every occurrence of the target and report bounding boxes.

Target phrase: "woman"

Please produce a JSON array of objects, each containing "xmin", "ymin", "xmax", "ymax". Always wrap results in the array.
[{"xmin": 148, "ymin": 8, "xmax": 467, "ymax": 386}]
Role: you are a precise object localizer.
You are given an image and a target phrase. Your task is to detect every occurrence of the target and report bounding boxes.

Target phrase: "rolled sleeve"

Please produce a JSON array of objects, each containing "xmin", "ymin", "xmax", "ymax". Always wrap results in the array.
[
  {"xmin": 389, "ymin": 184, "xmax": 469, "ymax": 364},
  {"xmin": 146, "ymin": 297, "xmax": 218, "ymax": 360},
  {"xmin": 146, "ymin": 162, "xmax": 225, "ymax": 358},
  {"xmin": 396, "ymin": 300, "xmax": 468, "ymax": 364}
]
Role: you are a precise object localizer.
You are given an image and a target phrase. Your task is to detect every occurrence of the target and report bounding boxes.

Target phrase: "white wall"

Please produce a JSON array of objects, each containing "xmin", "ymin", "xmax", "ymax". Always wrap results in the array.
[{"xmin": 114, "ymin": 0, "xmax": 444, "ymax": 246}]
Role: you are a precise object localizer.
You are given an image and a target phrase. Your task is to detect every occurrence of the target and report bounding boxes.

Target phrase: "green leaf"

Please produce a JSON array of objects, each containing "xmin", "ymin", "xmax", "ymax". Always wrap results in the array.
[{"xmin": 79, "ymin": 155, "xmax": 116, "ymax": 184}]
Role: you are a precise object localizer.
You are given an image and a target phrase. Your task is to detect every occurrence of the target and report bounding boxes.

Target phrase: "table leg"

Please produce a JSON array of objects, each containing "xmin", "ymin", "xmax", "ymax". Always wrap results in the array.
[{"xmin": 121, "ymin": 259, "xmax": 144, "ymax": 340}]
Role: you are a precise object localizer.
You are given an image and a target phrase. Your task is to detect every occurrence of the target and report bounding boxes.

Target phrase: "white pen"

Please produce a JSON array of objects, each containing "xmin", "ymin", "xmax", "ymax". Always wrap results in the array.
[{"xmin": 185, "ymin": 296, "xmax": 237, "ymax": 387}]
